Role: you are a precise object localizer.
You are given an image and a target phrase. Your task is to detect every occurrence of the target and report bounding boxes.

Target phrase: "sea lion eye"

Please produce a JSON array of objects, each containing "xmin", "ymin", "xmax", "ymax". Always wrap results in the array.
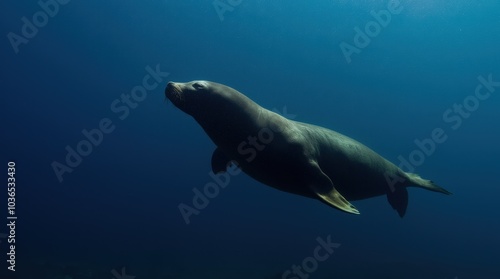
[{"xmin": 192, "ymin": 82, "xmax": 206, "ymax": 90}]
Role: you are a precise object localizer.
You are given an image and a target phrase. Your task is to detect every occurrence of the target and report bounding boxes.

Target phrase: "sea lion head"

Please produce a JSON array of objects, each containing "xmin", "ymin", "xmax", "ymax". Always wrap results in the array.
[
  {"xmin": 165, "ymin": 80, "xmax": 248, "ymax": 118},
  {"xmin": 165, "ymin": 81, "xmax": 206, "ymax": 115}
]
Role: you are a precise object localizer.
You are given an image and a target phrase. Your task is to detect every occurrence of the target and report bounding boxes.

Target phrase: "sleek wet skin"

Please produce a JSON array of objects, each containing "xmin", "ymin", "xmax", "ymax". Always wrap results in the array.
[{"xmin": 165, "ymin": 81, "xmax": 451, "ymax": 217}]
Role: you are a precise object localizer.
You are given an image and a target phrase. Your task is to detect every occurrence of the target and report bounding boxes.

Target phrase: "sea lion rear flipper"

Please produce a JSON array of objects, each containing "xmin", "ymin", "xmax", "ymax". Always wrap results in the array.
[
  {"xmin": 307, "ymin": 161, "xmax": 360, "ymax": 215},
  {"xmin": 387, "ymin": 187, "xmax": 408, "ymax": 218},
  {"xmin": 211, "ymin": 147, "xmax": 232, "ymax": 174}
]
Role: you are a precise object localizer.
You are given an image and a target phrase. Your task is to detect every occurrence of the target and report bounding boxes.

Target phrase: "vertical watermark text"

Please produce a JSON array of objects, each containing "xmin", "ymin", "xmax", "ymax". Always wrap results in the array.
[{"xmin": 6, "ymin": 162, "xmax": 17, "ymax": 272}]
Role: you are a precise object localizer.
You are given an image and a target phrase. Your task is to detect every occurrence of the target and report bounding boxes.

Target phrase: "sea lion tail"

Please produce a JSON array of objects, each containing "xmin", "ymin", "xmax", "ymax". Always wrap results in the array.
[{"xmin": 406, "ymin": 173, "xmax": 452, "ymax": 195}]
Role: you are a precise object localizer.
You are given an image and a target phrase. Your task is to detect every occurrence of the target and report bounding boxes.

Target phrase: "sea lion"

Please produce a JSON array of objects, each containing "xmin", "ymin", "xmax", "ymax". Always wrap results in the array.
[{"xmin": 165, "ymin": 81, "xmax": 451, "ymax": 217}]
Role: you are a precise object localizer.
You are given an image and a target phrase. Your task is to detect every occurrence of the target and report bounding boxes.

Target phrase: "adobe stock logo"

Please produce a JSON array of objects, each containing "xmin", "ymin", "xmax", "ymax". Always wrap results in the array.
[
  {"xmin": 282, "ymin": 235, "xmax": 340, "ymax": 279},
  {"xmin": 51, "ymin": 64, "xmax": 169, "ymax": 183},
  {"xmin": 384, "ymin": 74, "xmax": 499, "ymax": 192},
  {"xmin": 213, "ymin": 0, "xmax": 242, "ymax": 21},
  {"xmin": 111, "ymin": 267, "xmax": 135, "ymax": 279},
  {"xmin": 7, "ymin": 0, "xmax": 71, "ymax": 54},
  {"xmin": 340, "ymin": 0, "xmax": 403, "ymax": 63}
]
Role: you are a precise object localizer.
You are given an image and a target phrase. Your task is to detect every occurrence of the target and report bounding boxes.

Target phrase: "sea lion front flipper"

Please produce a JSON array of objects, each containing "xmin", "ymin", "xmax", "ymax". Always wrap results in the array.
[
  {"xmin": 307, "ymin": 161, "xmax": 360, "ymax": 215},
  {"xmin": 310, "ymin": 184, "xmax": 360, "ymax": 215},
  {"xmin": 211, "ymin": 147, "xmax": 232, "ymax": 174}
]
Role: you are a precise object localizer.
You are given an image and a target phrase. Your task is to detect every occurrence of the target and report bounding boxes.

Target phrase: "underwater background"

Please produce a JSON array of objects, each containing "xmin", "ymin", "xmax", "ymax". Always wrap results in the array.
[{"xmin": 1, "ymin": 0, "xmax": 499, "ymax": 278}]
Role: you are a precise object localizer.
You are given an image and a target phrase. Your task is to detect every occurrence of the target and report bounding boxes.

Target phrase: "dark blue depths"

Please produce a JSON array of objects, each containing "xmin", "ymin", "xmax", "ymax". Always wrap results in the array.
[{"xmin": 0, "ymin": 1, "xmax": 499, "ymax": 278}]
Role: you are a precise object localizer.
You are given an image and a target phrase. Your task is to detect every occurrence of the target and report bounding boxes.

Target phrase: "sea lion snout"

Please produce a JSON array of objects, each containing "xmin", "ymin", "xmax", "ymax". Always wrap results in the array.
[
  {"xmin": 165, "ymin": 81, "xmax": 213, "ymax": 112},
  {"xmin": 165, "ymin": 81, "xmax": 181, "ymax": 97},
  {"xmin": 165, "ymin": 82, "xmax": 184, "ymax": 104}
]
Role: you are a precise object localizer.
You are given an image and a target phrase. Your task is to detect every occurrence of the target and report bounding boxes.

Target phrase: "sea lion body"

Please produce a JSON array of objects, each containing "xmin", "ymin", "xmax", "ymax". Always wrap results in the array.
[{"xmin": 165, "ymin": 81, "xmax": 451, "ymax": 217}]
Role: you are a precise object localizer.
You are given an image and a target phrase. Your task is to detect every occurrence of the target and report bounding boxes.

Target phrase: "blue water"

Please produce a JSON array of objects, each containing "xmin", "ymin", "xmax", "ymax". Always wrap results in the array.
[{"xmin": 1, "ymin": 1, "xmax": 499, "ymax": 278}]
